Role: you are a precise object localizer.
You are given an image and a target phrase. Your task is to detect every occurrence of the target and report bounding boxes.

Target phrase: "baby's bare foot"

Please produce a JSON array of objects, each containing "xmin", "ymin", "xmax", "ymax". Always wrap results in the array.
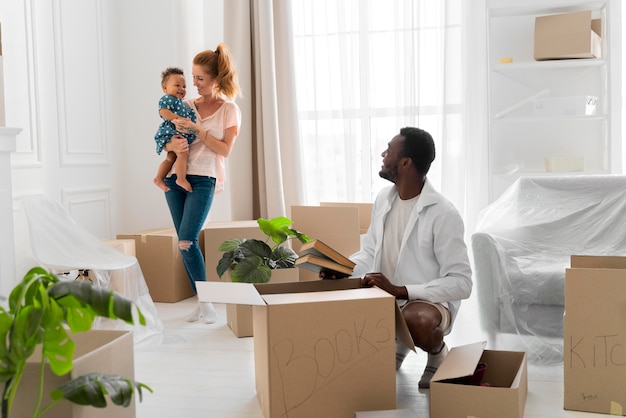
[
  {"xmin": 176, "ymin": 178, "xmax": 193, "ymax": 192},
  {"xmin": 154, "ymin": 177, "xmax": 170, "ymax": 191}
]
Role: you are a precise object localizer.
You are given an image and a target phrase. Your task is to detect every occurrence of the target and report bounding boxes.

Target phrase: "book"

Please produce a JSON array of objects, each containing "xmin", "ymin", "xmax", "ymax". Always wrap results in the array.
[
  {"xmin": 298, "ymin": 239, "xmax": 356, "ymax": 269},
  {"xmin": 295, "ymin": 254, "xmax": 354, "ymax": 276}
]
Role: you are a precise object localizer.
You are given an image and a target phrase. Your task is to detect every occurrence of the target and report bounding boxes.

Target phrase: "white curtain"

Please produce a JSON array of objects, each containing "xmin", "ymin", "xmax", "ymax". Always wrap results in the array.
[
  {"xmin": 224, "ymin": 0, "xmax": 305, "ymax": 219},
  {"xmin": 289, "ymin": 0, "xmax": 488, "ymax": 234}
]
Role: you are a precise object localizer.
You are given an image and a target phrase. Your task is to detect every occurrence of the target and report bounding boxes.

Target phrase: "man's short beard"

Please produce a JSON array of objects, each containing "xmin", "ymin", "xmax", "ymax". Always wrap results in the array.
[{"xmin": 379, "ymin": 170, "xmax": 394, "ymax": 182}]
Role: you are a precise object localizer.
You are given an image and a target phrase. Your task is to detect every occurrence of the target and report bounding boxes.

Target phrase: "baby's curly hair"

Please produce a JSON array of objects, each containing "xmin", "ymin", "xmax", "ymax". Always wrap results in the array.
[{"xmin": 161, "ymin": 67, "xmax": 184, "ymax": 84}]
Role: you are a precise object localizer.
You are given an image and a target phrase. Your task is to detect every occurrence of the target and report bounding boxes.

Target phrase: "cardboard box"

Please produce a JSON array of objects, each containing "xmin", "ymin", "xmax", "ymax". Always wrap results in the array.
[
  {"xmin": 197, "ymin": 279, "xmax": 412, "ymax": 418},
  {"xmin": 101, "ymin": 239, "xmax": 138, "ymax": 294},
  {"xmin": 320, "ymin": 202, "xmax": 373, "ymax": 234},
  {"xmin": 12, "ymin": 330, "xmax": 135, "ymax": 418},
  {"xmin": 291, "ymin": 206, "xmax": 361, "ymax": 281},
  {"xmin": 355, "ymin": 409, "xmax": 419, "ymax": 417},
  {"xmin": 117, "ymin": 228, "xmax": 202, "ymax": 302},
  {"xmin": 203, "ymin": 220, "xmax": 265, "ymax": 282},
  {"xmin": 430, "ymin": 342, "xmax": 528, "ymax": 418},
  {"xmin": 103, "ymin": 239, "xmax": 136, "ymax": 257},
  {"xmin": 564, "ymin": 255, "xmax": 626, "ymax": 415},
  {"xmin": 534, "ymin": 10, "xmax": 602, "ymax": 61},
  {"xmin": 224, "ymin": 268, "xmax": 300, "ymax": 338},
  {"xmin": 544, "ymin": 156, "xmax": 585, "ymax": 172}
]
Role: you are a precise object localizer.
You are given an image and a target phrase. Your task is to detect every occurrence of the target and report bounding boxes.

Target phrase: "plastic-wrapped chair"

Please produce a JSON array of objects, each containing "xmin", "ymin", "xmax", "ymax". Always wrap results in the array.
[{"xmin": 23, "ymin": 196, "xmax": 163, "ymax": 341}]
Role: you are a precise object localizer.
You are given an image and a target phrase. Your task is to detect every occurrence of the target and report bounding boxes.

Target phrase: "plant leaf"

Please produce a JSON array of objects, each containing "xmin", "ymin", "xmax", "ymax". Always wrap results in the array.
[
  {"xmin": 289, "ymin": 228, "xmax": 311, "ymax": 244},
  {"xmin": 240, "ymin": 239, "xmax": 272, "ymax": 260},
  {"xmin": 42, "ymin": 324, "xmax": 75, "ymax": 376},
  {"xmin": 271, "ymin": 247, "xmax": 298, "ymax": 269},
  {"xmin": 10, "ymin": 306, "xmax": 44, "ymax": 365},
  {"xmin": 217, "ymin": 238, "xmax": 246, "ymax": 252},
  {"xmin": 48, "ymin": 281, "xmax": 146, "ymax": 327},
  {"xmin": 258, "ymin": 217, "xmax": 292, "ymax": 245},
  {"xmin": 231, "ymin": 258, "xmax": 272, "ymax": 283},
  {"xmin": 50, "ymin": 373, "xmax": 153, "ymax": 408},
  {"xmin": 216, "ymin": 252, "xmax": 236, "ymax": 278}
]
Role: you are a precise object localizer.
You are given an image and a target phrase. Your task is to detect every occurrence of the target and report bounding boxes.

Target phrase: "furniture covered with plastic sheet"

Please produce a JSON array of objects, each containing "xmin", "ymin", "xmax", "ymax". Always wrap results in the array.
[
  {"xmin": 471, "ymin": 175, "xmax": 626, "ymax": 361},
  {"xmin": 22, "ymin": 196, "xmax": 163, "ymax": 341}
]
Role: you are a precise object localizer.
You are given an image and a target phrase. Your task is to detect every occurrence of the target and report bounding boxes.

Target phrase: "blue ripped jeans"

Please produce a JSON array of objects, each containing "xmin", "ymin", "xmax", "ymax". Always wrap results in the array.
[{"xmin": 164, "ymin": 175, "xmax": 215, "ymax": 294}]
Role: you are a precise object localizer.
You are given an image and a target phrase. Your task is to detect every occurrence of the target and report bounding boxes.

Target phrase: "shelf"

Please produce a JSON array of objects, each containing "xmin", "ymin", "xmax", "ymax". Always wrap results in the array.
[
  {"xmin": 493, "ymin": 116, "xmax": 606, "ymax": 122},
  {"xmin": 492, "ymin": 59, "xmax": 606, "ymax": 73},
  {"xmin": 486, "ymin": 0, "xmax": 618, "ymax": 203},
  {"xmin": 488, "ymin": 0, "xmax": 607, "ymax": 18}
]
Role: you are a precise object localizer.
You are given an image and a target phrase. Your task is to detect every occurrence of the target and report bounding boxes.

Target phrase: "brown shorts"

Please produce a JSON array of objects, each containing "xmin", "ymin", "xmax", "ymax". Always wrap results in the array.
[{"xmin": 400, "ymin": 300, "xmax": 451, "ymax": 333}]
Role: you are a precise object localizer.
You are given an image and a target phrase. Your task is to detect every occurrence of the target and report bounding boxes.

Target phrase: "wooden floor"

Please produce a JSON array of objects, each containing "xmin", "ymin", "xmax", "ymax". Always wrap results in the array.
[{"xmin": 132, "ymin": 292, "xmax": 607, "ymax": 418}]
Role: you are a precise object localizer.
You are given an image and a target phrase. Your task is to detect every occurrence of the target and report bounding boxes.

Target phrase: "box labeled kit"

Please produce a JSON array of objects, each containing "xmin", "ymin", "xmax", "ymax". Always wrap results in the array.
[
  {"xmin": 564, "ymin": 255, "xmax": 626, "ymax": 415},
  {"xmin": 197, "ymin": 279, "xmax": 413, "ymax": 418},
  {"xmin": 430, "ymin": 342, "xmax": 528, "ymax": 418},
  {"xmin": 534, "ymin": 10, "xmax": 602, "ymax": 61},
  {"xmin": 117, "ymin": 228, "xmax": 202, "ymax": 302},
  {"xmin": 12, "ymin": 330, "xmax": 135, "ymax": 418}
]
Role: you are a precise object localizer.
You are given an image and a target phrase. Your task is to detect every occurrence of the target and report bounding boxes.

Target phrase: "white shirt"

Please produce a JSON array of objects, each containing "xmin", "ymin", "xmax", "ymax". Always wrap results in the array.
[{"xmin": 350, "ymin": 179, "xmax": 472, "ymax": 329}]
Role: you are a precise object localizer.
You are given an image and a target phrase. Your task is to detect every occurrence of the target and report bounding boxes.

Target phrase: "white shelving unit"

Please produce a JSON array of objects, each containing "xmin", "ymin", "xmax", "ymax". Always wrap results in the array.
[{"xmin": 486, "ymin": 0, "xmax": 621, "ymax": 201}]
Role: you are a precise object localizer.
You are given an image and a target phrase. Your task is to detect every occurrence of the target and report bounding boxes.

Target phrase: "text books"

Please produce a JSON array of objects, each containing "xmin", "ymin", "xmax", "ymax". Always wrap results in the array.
[{"xmin": 295, "ymin": 239, "xmax": 355, "ymax": 276}]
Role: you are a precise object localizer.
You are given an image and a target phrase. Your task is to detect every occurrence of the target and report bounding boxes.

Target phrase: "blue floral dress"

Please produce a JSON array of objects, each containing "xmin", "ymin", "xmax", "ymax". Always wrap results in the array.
[{"xmin": 154, "ymin": 95, "xmax": 197, "ymax": 154}]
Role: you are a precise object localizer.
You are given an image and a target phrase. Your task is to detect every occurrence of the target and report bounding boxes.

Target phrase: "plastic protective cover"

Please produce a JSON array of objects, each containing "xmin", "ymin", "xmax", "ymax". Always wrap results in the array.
[
  {"xmin": 23, "ymin": 196, "xmax": 163, "ymax": 341},
  {"xmin": 472, "ymin": 175, "xmax": 626, "ymax": 363}
]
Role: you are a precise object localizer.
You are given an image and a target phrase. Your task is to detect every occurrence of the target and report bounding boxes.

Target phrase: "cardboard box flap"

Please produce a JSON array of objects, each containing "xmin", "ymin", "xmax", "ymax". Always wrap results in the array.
[
  {"xmin": 254, "ymin": 278, "xmax": 360, "ymax": 295},
  {"xmin": 197, "ymin": 281, "xmax": 267, "ymax": 305},
  {"xmin": 262, "ymin": 287, "xmax": 391, "ymax": 305},
  {"xmin": 431, "ymin": 341, "xmax": 487, "ymax": 382},
  {"xmin": 197, "ymin": 278, "xmax": 362, "ymax": 306},
  {"xmin": 570, "ymin": 255, "xmax": 626, "ymax": 269}
]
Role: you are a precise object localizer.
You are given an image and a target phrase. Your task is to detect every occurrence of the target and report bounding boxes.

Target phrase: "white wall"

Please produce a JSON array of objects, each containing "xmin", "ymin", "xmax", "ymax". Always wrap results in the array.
[{"xmin": 0, "ymin": 0, "xmax": 256, "ymax": 281}]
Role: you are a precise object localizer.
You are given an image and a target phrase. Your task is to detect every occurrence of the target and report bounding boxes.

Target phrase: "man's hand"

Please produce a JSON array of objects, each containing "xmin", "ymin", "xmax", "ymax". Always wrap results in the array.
[
  {"xmin": 361, "ymin": 272, "xmax": 408, "ymax": 299},
  {"xmin": 319, "ymin": 268, "xmax": 350, "ymax": 280}
]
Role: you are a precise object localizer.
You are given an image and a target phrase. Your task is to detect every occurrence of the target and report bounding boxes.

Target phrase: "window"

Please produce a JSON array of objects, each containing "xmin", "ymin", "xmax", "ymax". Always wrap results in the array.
[{"xmin": 291, "ymin": 0, "xmax": 462, "ymax": 204}]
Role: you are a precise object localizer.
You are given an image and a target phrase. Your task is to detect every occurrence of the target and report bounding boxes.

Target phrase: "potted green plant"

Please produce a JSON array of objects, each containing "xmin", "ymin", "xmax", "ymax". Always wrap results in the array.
[
  {"xmin": 216, "ymin": 216, "xmax": 310, "ymax": 283},
  {"xmin": 0, "ymin": 266, "xmax": 151, "ymax": 418}
]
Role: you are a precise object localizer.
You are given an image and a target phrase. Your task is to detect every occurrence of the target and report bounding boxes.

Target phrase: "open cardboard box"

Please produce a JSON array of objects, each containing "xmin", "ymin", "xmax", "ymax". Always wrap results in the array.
[
  {"xmin": 197, "ymin": 279, "xmax": 413, "ymax": 418},
  {"xmin": 534, "ymin": 10, "xmax": 602, "ymax": 61},
  {"xmin": 564, "ymin": 255, "xmax": 626, "ymax": 415},
  {"xmin": 430, "ymin": 342, "xmax": 527, "ymax": 418},
  {"xmin": 11, "ymin": 330, "xmax": 135, "ymax": 418},
  {"xmin": 223, "ymin": 268, "xmax": 300, "ymax": 338}
]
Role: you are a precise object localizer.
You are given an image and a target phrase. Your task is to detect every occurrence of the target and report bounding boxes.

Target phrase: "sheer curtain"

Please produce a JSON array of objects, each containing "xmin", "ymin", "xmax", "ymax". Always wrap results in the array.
[{"xmin": 290, "ymin": 0, "xmax": 488, "ymax": 233}]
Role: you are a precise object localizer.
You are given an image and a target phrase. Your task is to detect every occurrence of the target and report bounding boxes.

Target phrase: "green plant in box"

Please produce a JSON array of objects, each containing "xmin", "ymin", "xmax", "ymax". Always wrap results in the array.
[
  {"xmin": 0, "ymin": 267, "xmax": 151, "ymax": 418},
  {"xmin": 216, "ymin": 217, "xmax": 310, "ymax": 283}
]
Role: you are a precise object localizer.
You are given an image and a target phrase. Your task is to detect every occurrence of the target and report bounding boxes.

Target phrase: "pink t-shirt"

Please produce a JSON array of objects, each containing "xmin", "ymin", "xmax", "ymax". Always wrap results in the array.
[{"xmin": 168, "ymin": 99, "xmax": 241, "ymax": 193}]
